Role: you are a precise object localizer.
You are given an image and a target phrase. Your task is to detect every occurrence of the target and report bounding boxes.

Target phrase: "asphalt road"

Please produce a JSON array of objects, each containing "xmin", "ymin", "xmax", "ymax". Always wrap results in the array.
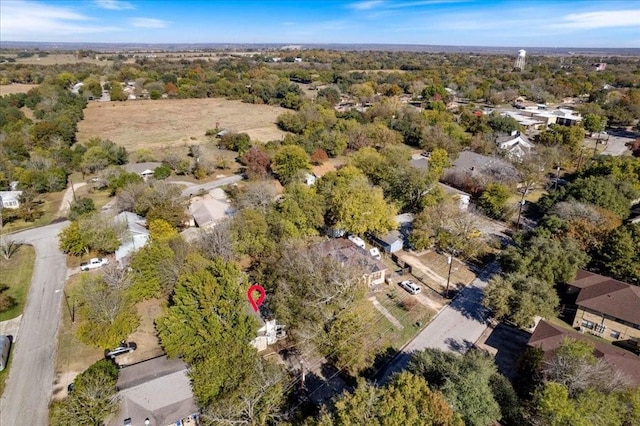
[
  {"xmin": 377, "ymin": 261, "xmax": 499, "ymax": 383},
  {"xmin": 0, "ymin": 220, "xmax": 69, "ymax": 426},
  {"xmin": 181, "ymin": 174, "xmax": 242, "ymax": 197}
]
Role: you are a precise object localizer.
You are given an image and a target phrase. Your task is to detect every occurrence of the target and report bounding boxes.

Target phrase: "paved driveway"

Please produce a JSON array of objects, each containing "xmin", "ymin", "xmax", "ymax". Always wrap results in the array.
[
  {"xmin": 376, "ymin": 261, "xmax": 499, "ymax": 383},
  {"xmin": 0, "ymin": 221, "xmax": 69, "ymax": 426}
]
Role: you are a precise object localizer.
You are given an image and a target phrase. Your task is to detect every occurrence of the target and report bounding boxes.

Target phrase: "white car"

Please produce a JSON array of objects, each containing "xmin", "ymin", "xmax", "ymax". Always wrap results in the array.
[
  {"xmin": 399, "ymin": 280, "xmax": 421, "ymax": 295},
  {"xmin": 80, "ymin": 258, "xmax": 109, "ymax": 271}
]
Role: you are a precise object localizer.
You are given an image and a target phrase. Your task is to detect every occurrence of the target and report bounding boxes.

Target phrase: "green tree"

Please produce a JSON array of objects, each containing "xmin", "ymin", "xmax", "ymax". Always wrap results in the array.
[
  {"xmin": 326, "ymin": 372, "xmax": 463, "ymax": 426},
  {"xmin": 565, "ymin": 175, "xmax": 638, "ymax": 219},
  {"xmin": 599, "ymin": 224, "xmax": 640, "ymax": 283},
  {"xmin": 59, "ymin": 221, "xmax": 88, "ymax": 256},
  {"xmin": 272, "ymin": 145, "xmax": 311, "ymax": 185},
  {"xmin": 478, "ymin": 182, "xmax": 510, "ymax": 218},
  {"xmin": 230, "ymin": 208, "xmax": 275, "ymax": 259},
  {"xmin": 58, "ymin": 212, "xmax": 126, "ymax": 255},
  {"xmin": 320, "ymin": 309, "xmax": 377, "ymax": 376},
  {"xmin": 582, "ymin": 113, "xmax": 607, "ymax": 134},
  {"xmin": 153, "ymin": 164, "xmax": 172, "ymax": 179},
  {"xmin": 319, "ymin": 166, "xmax": 397, "ymax": 235},
  {"xmin": 50, "ymin": 359, "xmax": 119, "ymax": 426},
  {"xmin": 408, "ymin": 348, "xmax": 501, "ymax": 426},
  {"xmin": 68, "ymin": 197, "xmax": 95, "ymax": 221},
  {"xmin": 127, "ymin": 242, "xmax": 176, "ymax": 301},
  {"xmin": 483, "ymin": 273, "xmax": 559, "ymax": 328},
  {"xmin": 76, "ymin": 274, "xmax": 139, "ymax": 348},
  {"xmin": 155, "ymin": 255, "xmax": 259, "ymax": 407},
  {"xmin": 274, "ymin": 182, "xmax": 326, "ymax": 238},
  {"xmin": 427, "ymin": 147, "xmax": 451, "ymax": 179},
  {"xmin": 500, "ymin": 235, "xmax": 589, "ymax": 286}
]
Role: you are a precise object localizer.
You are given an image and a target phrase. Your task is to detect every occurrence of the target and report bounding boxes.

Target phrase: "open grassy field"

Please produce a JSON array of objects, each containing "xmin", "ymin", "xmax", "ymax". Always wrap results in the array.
[
  {"xmin": 77, "ymin": 98, "xmax": 288, "ymax": 151},
  {"xmin": 0, "ymin": 244, "xmax": 35, "ymax": 321},
  {"xmin": 0, "ymin": 84, "xmax": 39, "ymax": 95}
]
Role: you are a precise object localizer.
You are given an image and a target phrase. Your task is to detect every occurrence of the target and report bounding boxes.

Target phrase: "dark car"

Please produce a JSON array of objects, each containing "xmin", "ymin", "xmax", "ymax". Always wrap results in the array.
[{"xmin": 105, "ymin": 342, "xmax": 137, "ymax": 359}]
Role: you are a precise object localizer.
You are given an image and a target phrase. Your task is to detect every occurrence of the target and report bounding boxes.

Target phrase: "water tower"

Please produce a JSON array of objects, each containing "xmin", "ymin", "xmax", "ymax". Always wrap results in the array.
[{"xmin": 515, "ymin": 49, "xmax": 526, "ymax": 71}]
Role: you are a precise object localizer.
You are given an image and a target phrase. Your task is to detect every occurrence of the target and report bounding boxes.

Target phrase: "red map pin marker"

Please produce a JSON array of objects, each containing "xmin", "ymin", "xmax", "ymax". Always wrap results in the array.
[{"xmin": 247, "ymin": 284, "xmax": 266, "ymax": 312}]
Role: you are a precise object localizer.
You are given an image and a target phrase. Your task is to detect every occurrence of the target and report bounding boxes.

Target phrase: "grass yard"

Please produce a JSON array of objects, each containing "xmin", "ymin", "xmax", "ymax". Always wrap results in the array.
[
  {"xmin": 0, "ymin": 244, "xmax": 35, "ymax": 321},
  {"xmin": 375, "ymin": 289, "xmax": 436, "ymax": 349},
  {"xmin": 52, "ymin": 273, "xmax": 105, "ymax": 400},
  {"xmin": 76, "ymin": 98, "xmax": 288, "ymax": 152},
  {"xmin": 73, "ymin": 185, "xmax": 113, "ymax": 211},
  {"xmin": 1, "ymin": 190, "xmax": 66, "ymax": 234}
]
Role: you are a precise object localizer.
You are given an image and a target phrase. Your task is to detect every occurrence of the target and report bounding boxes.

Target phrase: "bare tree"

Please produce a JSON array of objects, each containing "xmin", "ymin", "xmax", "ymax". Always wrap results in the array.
[
  {"xmin": 100, "ymin": 262, "xmax": 130, "ymax": 291},
  {"xmin": 198, "ymin": 220, "xmax": 235, "ymax": 262},
  {"xmin": 234, "ymin": 181, "xmax": 279, "ymax": 213},
  {"xmin": 0, "ymin": 239, "xmax": 22, "ymax": 260}
]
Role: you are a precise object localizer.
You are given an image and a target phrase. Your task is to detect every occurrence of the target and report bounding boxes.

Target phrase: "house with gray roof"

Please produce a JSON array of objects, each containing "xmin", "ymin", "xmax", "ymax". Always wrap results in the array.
[{"xmin": 115, "ymin": 211, "xmax": 149, "ymax": 263}]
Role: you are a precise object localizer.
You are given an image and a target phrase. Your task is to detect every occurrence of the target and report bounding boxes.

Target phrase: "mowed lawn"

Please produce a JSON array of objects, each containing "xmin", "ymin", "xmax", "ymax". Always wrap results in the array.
[
  {"xmin": 0, "ymin": 244, "xmax": 36, "ymax": 321},
  {"xmin": 77, "ymin": 98, "xmax": 288, "ymax": 151}
]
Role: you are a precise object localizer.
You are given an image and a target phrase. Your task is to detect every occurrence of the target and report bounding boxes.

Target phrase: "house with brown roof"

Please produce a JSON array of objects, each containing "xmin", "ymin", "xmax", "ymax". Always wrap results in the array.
[
  {"xmin": 313, "ymin": 239, "xmax": 387, "ymax": 287},
  {"xmin": 528, "ymin": 320, "xmax": 640, "ymax": 386},
  {"xmin": 569, "ymin": 270, "xmax": 640, "ymax": 343}
]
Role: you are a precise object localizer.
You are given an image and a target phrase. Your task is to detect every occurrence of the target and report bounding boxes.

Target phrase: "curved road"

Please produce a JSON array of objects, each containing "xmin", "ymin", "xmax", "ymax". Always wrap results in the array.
[{"xmin": 0, "ymin": 220, "xmax": 69, "ymax": 426}]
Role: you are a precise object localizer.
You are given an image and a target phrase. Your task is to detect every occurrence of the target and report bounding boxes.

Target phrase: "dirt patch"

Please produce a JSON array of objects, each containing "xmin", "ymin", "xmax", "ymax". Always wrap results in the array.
[
  {"xmin": 395, "ymin": 250, "xmax": 476, "ymax": 295},
  {"xmin": 77, "ymin": 98, "xmax": 288, "ymax": 151},
  {"xmin": 312, "ymin": 157, "xmax": 346, "ymax": 177},
  {"xmin": 0, "ymin": 83, "xmax": 38, "ymax": 95},
  {"xmin": 123, "ymin": 298, "xmax": 165, "ymax": 364}
]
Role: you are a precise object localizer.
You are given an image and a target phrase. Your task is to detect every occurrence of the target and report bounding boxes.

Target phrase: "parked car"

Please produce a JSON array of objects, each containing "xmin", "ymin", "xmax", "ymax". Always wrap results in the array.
[
  {"xmin": 80, "ymin": 258, "xmax": 109, "ymax": 271},
  {"xmin": 105, "ymin": 342, "xmax": 137, "ymax": 359},
  {"xmin": 399, "ymin": 280, "xmax": 421, "ymax": 295}
]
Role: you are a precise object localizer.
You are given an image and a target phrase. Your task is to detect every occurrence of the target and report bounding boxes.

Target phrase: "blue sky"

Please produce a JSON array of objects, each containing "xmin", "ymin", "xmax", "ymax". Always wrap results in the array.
[{"xmin": 1, "ymin": 0, "xmax": 639, "ymax": 47}]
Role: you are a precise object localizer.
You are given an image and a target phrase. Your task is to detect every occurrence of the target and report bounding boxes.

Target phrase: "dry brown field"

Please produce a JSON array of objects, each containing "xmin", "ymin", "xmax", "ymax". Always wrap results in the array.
[
  {"xmin": 8, "ymin": 53, "xmax": 107, "ymax": 66},
  {"xmin": 77, "ymin": 97, "xmax": 287, "ymax": 150},
  {"xmin": 0, "ymin": 83, "xmax": 39, "ymax": 95}
]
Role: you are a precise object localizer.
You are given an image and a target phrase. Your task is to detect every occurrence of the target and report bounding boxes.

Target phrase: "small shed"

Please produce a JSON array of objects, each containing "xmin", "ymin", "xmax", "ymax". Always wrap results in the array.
[{"xmin": 371, "ymin": 230, "xmax": 404, "ymax": 254}]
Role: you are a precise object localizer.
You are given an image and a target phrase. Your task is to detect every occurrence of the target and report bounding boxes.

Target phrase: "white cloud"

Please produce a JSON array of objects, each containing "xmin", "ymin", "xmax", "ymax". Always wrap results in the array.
[
  {"xmin": 130, "ymin": 17, "xmax": 168, "ymax": 28},
  {"xmin": 349, "ymin": 0, "xmax": 465, "ymax": 11},
  {"xmin": 554, "ymin": 10, "xmax": 640, "ymax": 29},
  {"xmin": 0, "ymin": 0, "xmax": 123, "ymax": 40},
  {"xmin": 348, "ymin": 1, "xmax": 385, "ymax": 11},
  {"xmin": 94, "ymin": 0, "xmax": 135, "ymax": 10}
]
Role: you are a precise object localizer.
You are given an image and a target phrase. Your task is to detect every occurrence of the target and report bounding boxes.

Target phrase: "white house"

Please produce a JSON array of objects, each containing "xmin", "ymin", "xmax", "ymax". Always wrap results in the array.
[
  {"xmin": 123, "ymin": 162, "xmax": 162, "ymax": 180},
  {"xmin": 0, "ymin": 191, "xmax": 22, "ymax": 209},
  {"xmin": 251, "ymin": 319, "xmax": 286, "ymax": 352},
  {"xmin": 115, "ymin": 212, "xmax": 150, "ymax": 263},
  {"xmin": 304, "ymin": 173, "xmax": 317, "ymax": 186},
  {"xmin": 496, "ymin": 131, "xmax": 534, "ymax": 160}
]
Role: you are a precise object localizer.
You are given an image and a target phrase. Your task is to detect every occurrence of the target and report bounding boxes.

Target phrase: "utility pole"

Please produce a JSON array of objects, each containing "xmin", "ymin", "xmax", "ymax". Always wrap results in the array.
[
  {"xmin": 593, "ymin": 132, "xmax": 601, "ymax": 157},
  {"xmin": 63, "ymin": 289, "xmax": 74, "ymax": 323},
  {"xmin": 554, "ymin": 166, "xmax": 561, "ymax": 190},
  {"xmin": 516, "ymin": 188, "xmax": 527, "ymax": 230},
  {"xmin": 69, "ymin": 178, "xmax": 77, "ymax": 202},
  {"xmin": 446, "ymin": 255, "xmax": 453, "ymax": 298}
]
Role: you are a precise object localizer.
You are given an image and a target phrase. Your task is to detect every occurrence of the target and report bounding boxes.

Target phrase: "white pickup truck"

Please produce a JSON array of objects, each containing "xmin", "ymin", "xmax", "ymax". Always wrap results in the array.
[{"xmin": 80, "ymin": 258, "xmax": 109, "ymax": 271}]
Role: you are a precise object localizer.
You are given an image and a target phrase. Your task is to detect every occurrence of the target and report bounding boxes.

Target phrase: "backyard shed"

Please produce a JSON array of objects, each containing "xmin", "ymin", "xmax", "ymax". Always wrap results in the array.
[{"xmin": 371, "ymin": 230, "xmax": 403, "ymax": 253}]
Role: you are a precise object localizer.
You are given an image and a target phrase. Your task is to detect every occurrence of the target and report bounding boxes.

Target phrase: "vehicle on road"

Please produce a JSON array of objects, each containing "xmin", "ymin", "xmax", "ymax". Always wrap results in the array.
[
  {"xmin": 399, "ymin": 280, "xmax": 421, "ymax": 295},
  {"xmin": 80, "ymin": 258, "xmax": 109, "ymax": 271},
  {"xmin": 0, "ymin": 335, "xmax": 11, "ymax": 371},
  {"xmin": 105, "ymin": 342, "xmax": 137, "ymax": 359}
]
